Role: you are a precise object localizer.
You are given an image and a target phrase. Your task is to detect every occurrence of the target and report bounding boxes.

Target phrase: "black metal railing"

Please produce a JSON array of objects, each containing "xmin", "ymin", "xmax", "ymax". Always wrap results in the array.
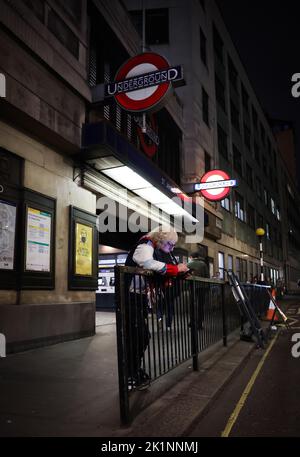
[{"xmin": 115, "ymin": 265, "xmax": 269, "ymax": 425}]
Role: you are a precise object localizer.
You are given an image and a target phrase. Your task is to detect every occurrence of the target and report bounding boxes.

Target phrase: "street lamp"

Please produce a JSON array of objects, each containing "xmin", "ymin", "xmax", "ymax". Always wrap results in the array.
[{"xmin": 256, "ymin": 227, "xmax": 265, "ymax": 282}]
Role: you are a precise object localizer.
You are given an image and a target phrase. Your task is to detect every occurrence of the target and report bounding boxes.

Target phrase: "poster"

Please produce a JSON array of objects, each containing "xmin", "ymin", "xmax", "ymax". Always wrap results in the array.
[
  {"xmin": 0, "ymin": 200, "xmax": 16, "ymax": 270},
  {"xmin": 25, "ymin": 207, "xmax": 51, "ymax": 272},
  {"xmin": 75, "ymin": 222, "xmax": 93, "ymax": 276}
]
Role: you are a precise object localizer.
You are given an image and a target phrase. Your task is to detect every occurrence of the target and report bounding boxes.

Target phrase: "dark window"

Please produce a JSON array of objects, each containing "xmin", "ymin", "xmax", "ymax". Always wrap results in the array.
[
  {"xmin": 228, "ymin": 56, "xmax": 238, "ymax": 90},
  {"xmin": 130, "ymin": 9, "xmax": 169, "ymax": 45},
  {"xmin": 200, "ymin": 28, "xmax": 207, "ymax": 65},
  {"xmin": 48, "ymin": 9, "xmax": 79, "ymax": 58},
  {"xmin": 267, "ymin": 138, "xmax": 271, "ymax": 154},
  {"xmin": 257, "ymin": 212, "xmax": 264, "ymax": 228},
  {"xmin": 235, "ymin": 192, "xmax": 246, "ymax": 222},
  {"xmin": 262, "ymin": 157, "xmax": 268, "ymax": 176},
  {"xmin": 244, "ymin": 123, "xmax": 251, "ymax": 149},
  {"xmin": 202, "ymin": 87, "xmax": 209, "ymax": 126},
  {"xmin": 264, "ymin": 188, "xmax": 268, "ymax": 206},
  {"xmin": 56, "ymin": 0, "xmax": 82, "ymax": 24},
  {"xmin": 248, "ymin": 204, "xmax": 255, "ymax": 229},
  {"xmin": 217, "ymin": 124, "xmax": 228, "ymax": 159},
  {"xmin": 256, "ymin": 177, "xmax": 262, "ymax": 198},
  {"xmin": 204, "ymin": 150, "xmax": 211, "ymax": 173},
  {"xmin": 260, "ymin": 122, "xmax": 266, "ymax": 146},
  {"xmin": 230, "ymin": 100, "xmax": 240, "ymax": 132},
  {"xmin": 22, "ymin": 0, "xmax": 44, "ymax": 22},
  {"xmin": 215, "ymin": 74, "xmax": 226, "ymax": 111},
  {"xmin": 233, "ymin": 145, "xmax": 243, "ymax": 176},
  {"xmin": 246, "ymin": 163, "xmax": 253, "ymax": 188},
  {"xmin": 213, "ymin": 25, "xmax": 224, "ymax": 64},
  {"xmin": 252, "ymin": 105, "xmax": 258, "ymax": 130},
  {"xmin": 199, "ymin": 0, "xmax": 206, "ymax": 11},
  {"xmin": 241, "ymin": 84, "xmax": 249, "ymax": 111},
  {"xmin": 269, "ymin": 166, "xmax": 273, "ymax": 186},
  {"xmin": 146, "ymin": 8, "xmax": 169, "ymax": 44},
  {"xmin": 266, "ymin": 222, "xmax": 271, "ymax": 240},
  {"xmin": 254, "ymin": 141, "xmax": 260, "ymax": 164}
]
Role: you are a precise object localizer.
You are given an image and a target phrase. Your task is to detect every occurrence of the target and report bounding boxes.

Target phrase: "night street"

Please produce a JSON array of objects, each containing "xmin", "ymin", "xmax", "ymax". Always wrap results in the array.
[
  {"xmin": 189, "ymin": 297, "xmax": 300, "ymax": 437},
  {"xmin": 1, "ymin": 0, "xmax": 300, "ymax": 446}
]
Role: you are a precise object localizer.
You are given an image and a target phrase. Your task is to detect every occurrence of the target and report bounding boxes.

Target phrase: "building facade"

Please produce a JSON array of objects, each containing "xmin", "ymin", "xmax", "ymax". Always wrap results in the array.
[
  {"xmin": 125, "ymin": 0, "xmax": 300, "ymax": 288},
  {"xmin": 1, "ymin": 0, "xmax": 300, "ymax": 353},
  {"xmin": 0, "ymin": 0, "xmax": 193, "ymax": 351}
]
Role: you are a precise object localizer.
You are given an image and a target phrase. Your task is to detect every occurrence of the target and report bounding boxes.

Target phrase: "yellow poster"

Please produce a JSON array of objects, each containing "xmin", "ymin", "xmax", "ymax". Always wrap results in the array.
[{"xmin": 75, "ymin": 223, "xmax": 93, "ymax": 276}]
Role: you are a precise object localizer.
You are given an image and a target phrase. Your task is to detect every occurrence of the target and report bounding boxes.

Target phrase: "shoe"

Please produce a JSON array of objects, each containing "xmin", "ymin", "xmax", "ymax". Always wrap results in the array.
[{"xmin": 137, "ymin": 368, "xmax": 151, "ymax": 390}]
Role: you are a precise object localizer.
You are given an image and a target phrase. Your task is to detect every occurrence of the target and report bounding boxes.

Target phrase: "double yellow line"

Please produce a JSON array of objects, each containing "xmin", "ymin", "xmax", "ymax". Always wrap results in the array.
[{"xmin": 221, "ymin": 333, "xmax": 279, "ymax": 437}]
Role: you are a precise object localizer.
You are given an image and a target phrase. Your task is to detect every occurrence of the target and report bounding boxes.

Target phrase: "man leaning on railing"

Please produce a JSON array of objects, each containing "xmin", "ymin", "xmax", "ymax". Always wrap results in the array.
[{"xmin": 124, "ymin": 227, "xmax": 189, "ymax": 389}]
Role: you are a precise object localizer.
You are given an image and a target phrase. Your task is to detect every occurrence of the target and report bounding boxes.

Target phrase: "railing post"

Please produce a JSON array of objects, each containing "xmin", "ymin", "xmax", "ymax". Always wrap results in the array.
[
  {"xmin": 190, "ymin": 279, "xmax": 199, "ymax": 371},
  {"xmin": 115, "ymin": 265, "xmax": 130, "ymax": 426},
  {"xmin": 221, "ymin": 283, "xmax": 227, "ymax": 347}
]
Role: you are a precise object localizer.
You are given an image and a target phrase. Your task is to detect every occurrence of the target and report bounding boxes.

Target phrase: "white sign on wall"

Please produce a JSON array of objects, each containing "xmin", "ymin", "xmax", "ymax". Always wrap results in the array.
[{"xmin": 25, "ymin": 207, "xmax": 51, "ymax": 272}]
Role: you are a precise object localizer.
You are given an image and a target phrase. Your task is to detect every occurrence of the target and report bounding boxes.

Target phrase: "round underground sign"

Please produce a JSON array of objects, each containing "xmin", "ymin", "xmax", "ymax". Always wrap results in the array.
[
  {"xmin": 197, "ymin": 170, "xmax": 236, "ymax": 201},
  {"xmin": 106, "ymin": 52, "xmax": 183, "ymax": 113}
]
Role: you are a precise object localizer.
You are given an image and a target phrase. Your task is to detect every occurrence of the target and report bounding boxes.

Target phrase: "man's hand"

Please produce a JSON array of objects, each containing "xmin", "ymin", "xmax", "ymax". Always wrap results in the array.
[{"xmin": 177, "ymin": 263, "xmax": 189, "ymax": 273}]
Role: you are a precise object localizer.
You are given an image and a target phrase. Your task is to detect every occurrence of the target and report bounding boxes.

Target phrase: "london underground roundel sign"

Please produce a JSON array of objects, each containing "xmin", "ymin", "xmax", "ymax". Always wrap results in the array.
[
  {"xmin": 195, "ymin": 170, "xmax": 237, "ymax": 202},
  {"xmin": 105, "ymin": 52, "xmax": 184, "ymax": 113}
]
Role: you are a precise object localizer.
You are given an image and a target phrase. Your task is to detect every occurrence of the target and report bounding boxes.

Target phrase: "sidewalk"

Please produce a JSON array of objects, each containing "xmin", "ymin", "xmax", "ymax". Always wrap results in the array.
[{"xmin": 0, "ymin": 298, "xmax": 296, "ymax": 437}]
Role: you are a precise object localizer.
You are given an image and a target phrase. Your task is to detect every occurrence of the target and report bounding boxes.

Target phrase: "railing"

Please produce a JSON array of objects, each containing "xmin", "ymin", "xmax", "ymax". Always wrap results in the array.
[{"xmin": 115, "ymin": 266, "xmax": 269, "ymax": 425}]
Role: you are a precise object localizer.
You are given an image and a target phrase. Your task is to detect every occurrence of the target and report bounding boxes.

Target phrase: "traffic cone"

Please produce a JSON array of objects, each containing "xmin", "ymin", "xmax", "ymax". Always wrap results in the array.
[{"xmin": 265, "ymin": 288, "xmax": 279, "ymax": 321}]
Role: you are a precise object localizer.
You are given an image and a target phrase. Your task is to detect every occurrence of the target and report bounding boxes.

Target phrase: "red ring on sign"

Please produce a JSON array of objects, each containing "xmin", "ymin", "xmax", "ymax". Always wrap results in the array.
[
  {"xmin": 200, "ymin": 170, "xmax": 231, "ymax": 201},
  {"xmin": 115, "ymin": 53, "xmax": 171, "ymax": 112}
]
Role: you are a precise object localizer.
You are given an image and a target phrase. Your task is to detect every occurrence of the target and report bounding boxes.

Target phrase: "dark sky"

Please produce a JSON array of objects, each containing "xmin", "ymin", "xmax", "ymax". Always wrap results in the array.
[{"xmin": 216, "ymin": 0, "xmax": 299, "ymax": 171}]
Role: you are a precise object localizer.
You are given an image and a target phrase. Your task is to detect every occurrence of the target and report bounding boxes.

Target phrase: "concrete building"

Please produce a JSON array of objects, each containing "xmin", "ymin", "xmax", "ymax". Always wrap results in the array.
[
  {"xmin": 124, "ymin": 0, "xmax": 300, "ymax": 287},
  {"xmin": 0, "ymin": 0, "xmax": 194, "ymax": 351}
]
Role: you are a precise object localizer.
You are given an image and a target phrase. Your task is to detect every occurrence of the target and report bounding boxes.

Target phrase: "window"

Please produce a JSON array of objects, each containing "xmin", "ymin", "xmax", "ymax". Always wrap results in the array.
[
  {"xmin": 256, "ymin": 177, "xmax": 262, "ymax": 198},
  {"xmin": 218, "ymin": 252, "xmax": 225, "ymax": 279},
  {"xmin": 244, "ymin": 123, "xmax": 251, "ymax": 149},
  {"xmin": 202, "ymin": 87, "xmax": 209, "ymax": 126},
  {"xmin": 271, "ymin": 198, "xmax": 276, "ymax": 215},
  {"xmin": 215, "ymin": 74, "xmax": 226, "ymax": 111},
  {"xmin": 218, "ymin": 124, "xmax": 228, "ymax": 159},
  {"xmin": 254, "ymin": 141, "xmax": 260, "ymax": 164},
  {"xmin": 199, "ymin": 0, "xmax": 206, "ymax": 10},
  {"xmin": 130, "ymin": 9, "xmax": 169, "ymax": 45},
  {"xmin": 276, "ymin": 207, "xmax": 281, "ymax": 221},
  {"xmin": 266, "ymin": 222, "xmax": 271, "ymax": 240},
  {"xmin": 233, "ymin": 145, "xmax": 243, "ymax": 176},
  {"xmin": 204, "ymin": 150, "xmax": 211, "ymax": 173},
  {"xmin": 262, "ymin": 158, "xmax": 268, "ymax": 177},
  {"xmin": 236, "ymin": 257, "xmax": 241, "ymax": 279},
  {"xmin": 249, "ymin": 261, "xmax": 253, "ymax": 282},
  {"xmin": 235, "ymin": 192, "xmax": 246, "ymax": 222},
  {"xmin": 228, "ymin": 255, "xmax": 233, "ymax": 272},
  {"xmin": 247, "ymin": 204, "xmax": 255, "ymax": 229},
  {"xmin": 200, "ymin": 28, "xmax": 207, "ymax": 66},
  {"xmin": 264, "ymin": 188, "xmax": 268, "ymax": 206},
  {"xmin": 242, "ymin": 259, "xmax": 248, "ymax": 282},
  {"xmin": 241, "ymin": 84, "xmax": 249, "ymax": 111},
  {"xmin": 260, "ymin": 122, "xmax": 266, "ymax": 146},
  {"xmin": 252, "ymin": 106, "xmax": 258, "ymax": 130},
  {"xmin": 22, "ymin": 0, "xmax": 44, "ymax": 22},
  {"xmin": 48, "ymin": 9, "xmax": 79, "ymax": 58},
  {"xmin": 257, "ymin": 212, "xmax": 263, "ymax": 228},
  {"xmin": 228, "ymin": 56, "xmax": 238, "ymax": 90},
  {"xmin": 213, "ymin": 25, "xmax": 224, "ymax": 64},
  {"xmin": 246, "ymin": 163, "xmax": 253, "ymax": 188},
  {"xmin": 221, "ymin": 197, "xmax": 230, "ymax": 211},
  {"xmin": 230, "ymin": 100, "xmax": 240, "ymax": 132}
]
